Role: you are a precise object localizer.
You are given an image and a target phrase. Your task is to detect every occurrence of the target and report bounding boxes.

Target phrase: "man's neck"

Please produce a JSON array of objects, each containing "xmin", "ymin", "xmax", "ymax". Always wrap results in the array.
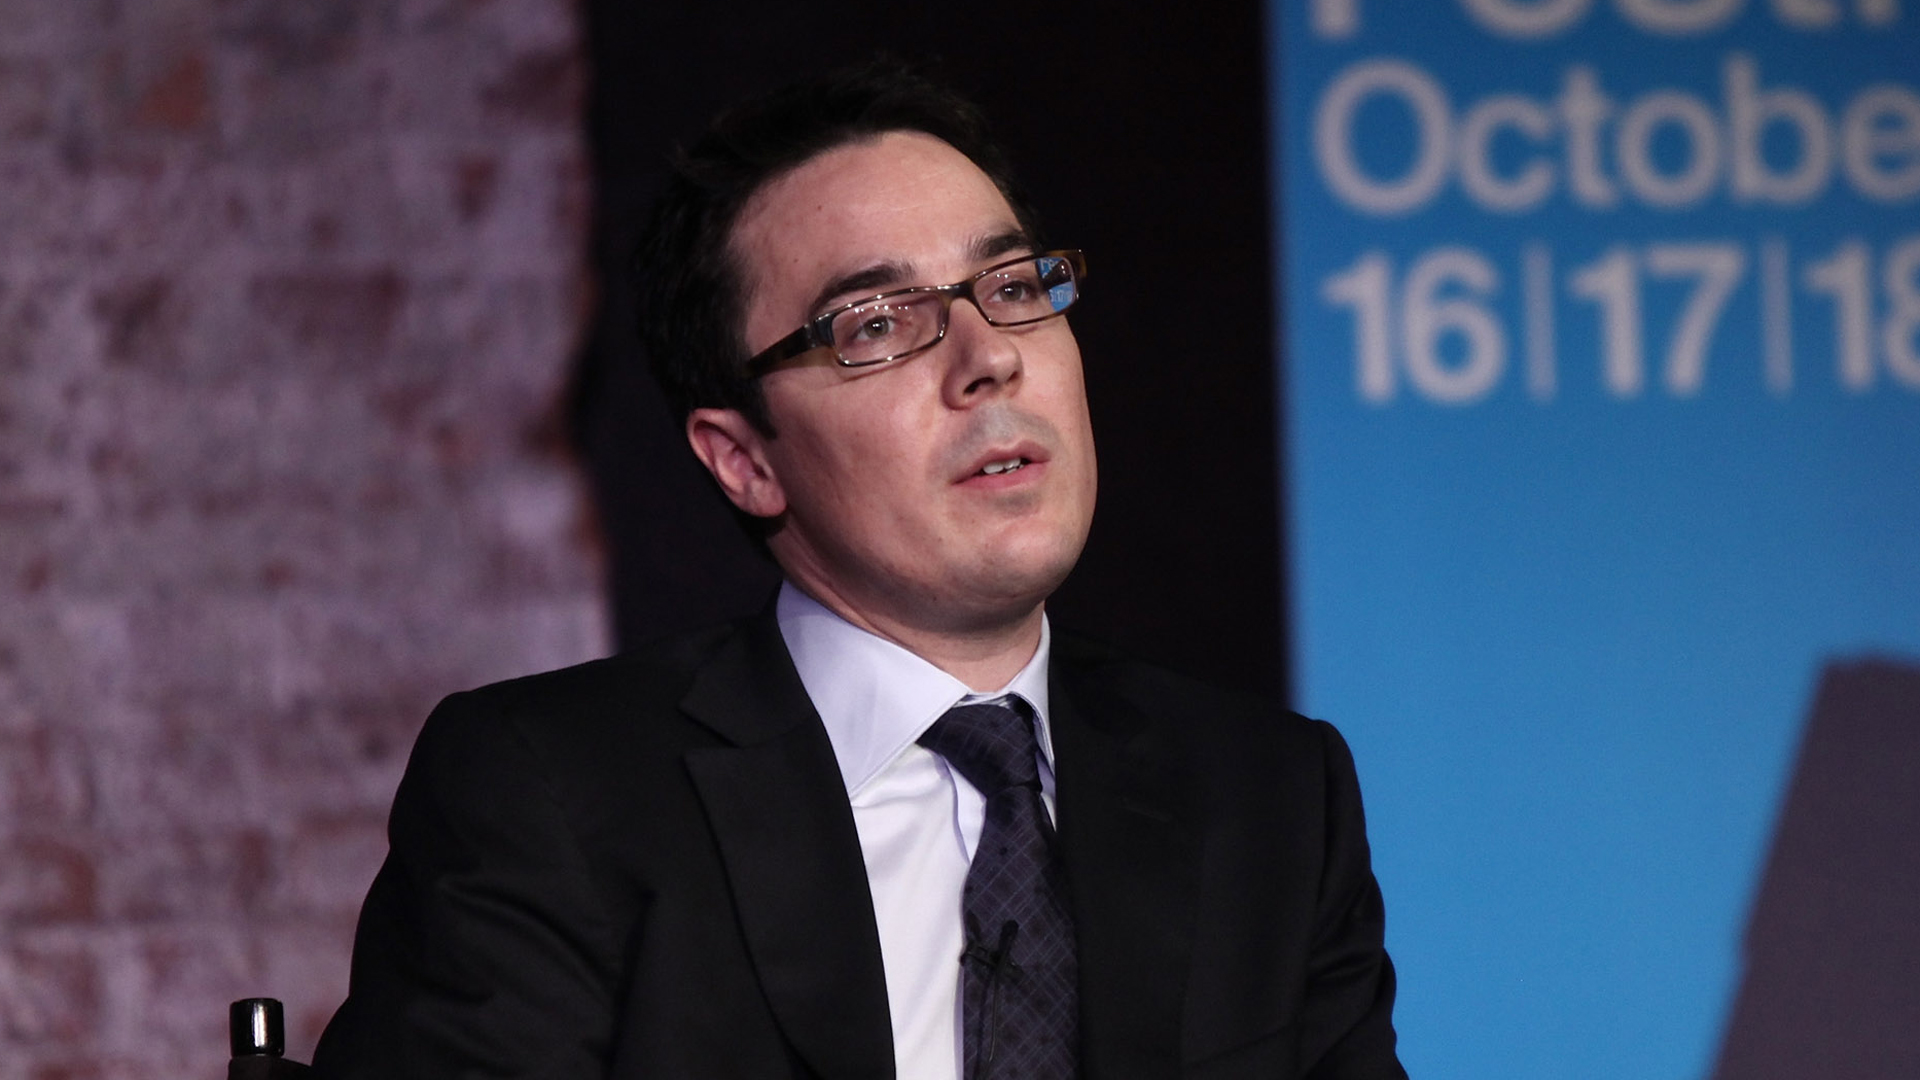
[{"xmin": 784, "ymin": 580, "xmax": 1045, "ymax": 693}]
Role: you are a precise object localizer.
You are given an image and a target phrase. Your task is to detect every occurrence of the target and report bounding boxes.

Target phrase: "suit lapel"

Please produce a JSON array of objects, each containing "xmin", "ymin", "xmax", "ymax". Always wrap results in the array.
[
  {"xmin": 1051, "ymin": 659, "xmax": 1201, "ymax": 1079},
  {"xmin": 681, "ymin": 617, "xmax": 895, "ymax": 1080}
]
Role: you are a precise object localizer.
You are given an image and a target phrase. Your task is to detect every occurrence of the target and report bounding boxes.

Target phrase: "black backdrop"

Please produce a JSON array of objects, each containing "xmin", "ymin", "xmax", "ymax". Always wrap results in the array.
[{"xmin": 568, "ymin": 0, "xmax": 1288, "ymax": 699}]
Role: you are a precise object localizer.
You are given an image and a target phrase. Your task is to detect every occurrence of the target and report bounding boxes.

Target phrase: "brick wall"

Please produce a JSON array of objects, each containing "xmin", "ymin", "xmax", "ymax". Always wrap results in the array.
[{"xmin": 0, "ymin": 2, "xmax": 605, "ymax": 1076}]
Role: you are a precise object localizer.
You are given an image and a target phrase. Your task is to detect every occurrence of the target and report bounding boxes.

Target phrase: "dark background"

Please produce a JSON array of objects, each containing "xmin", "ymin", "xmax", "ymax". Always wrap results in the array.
[{"xmin": 570, "ymin": 0, "xmax": 1289, "ymax": 698}]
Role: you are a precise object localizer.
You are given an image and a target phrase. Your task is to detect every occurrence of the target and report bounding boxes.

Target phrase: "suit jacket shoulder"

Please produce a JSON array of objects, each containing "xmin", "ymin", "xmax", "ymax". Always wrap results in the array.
[
  {"xmin": 314, "ymin": 614, "xmax": 895, "ymax": 1080},
  {"xmin": 1047, "ymin": 630, "xmax": 1406, "ymax": 1080}
]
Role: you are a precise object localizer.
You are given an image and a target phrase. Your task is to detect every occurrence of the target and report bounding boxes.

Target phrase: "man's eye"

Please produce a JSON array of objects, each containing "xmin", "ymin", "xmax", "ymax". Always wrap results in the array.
[
  {"xmin": 983, "ymin": 273, "xmax": 1044, "ymax": 307},
  {"xmin": 852, "ymin": 314, "xmax": 897, "ymax": 340}
]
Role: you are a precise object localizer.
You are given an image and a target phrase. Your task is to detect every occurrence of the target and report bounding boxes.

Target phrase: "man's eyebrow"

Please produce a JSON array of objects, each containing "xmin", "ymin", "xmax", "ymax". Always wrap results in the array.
[
  {"xmin": 807, "ymin": 261, "xmax": 911, "ymax": 318},
  {"xmin": 972, "ymin": 230, "xmax": 1034, "ymax": 263},
  {"xmin": 803, "ymin": 229, "xmax": 1035, "ymax": 317}
]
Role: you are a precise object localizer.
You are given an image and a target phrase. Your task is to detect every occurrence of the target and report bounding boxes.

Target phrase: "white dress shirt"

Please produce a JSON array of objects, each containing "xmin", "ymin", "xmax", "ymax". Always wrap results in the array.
[{"xmin": 775, "ymin": 582, "xmax": 1057, "ymax": 1080}]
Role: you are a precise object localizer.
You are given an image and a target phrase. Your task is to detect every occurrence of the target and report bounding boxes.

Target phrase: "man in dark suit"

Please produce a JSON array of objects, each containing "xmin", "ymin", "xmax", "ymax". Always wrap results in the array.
[{"xmin": 313, "ymin": 63, "xmax": 1406, "ymax": 1079}]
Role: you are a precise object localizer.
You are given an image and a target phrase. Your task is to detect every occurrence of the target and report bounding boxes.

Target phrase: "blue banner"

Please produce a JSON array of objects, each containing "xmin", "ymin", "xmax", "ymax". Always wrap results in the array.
[{"xmin": 1271, "ymin": 2, "xmax": 1920, "ymax": 1077}]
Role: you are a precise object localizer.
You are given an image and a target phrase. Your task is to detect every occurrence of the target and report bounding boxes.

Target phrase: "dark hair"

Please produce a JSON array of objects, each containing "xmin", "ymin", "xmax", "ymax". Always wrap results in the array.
[{"xmin": 633, "ymin": 58, "xmax": 1043, "ymax": 436}]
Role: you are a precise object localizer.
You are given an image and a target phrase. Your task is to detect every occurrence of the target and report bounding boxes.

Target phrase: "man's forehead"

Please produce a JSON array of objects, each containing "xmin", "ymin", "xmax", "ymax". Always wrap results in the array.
[{"xmin": 729, "ymin": 131, "xmax": 1027, "ymax": 319}]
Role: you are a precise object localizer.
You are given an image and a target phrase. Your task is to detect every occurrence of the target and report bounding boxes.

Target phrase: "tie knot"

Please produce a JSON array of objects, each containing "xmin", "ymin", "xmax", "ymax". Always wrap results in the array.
[{"xmin": 918, "ymin": 699, "xmax": 1041, "ymax": 796}]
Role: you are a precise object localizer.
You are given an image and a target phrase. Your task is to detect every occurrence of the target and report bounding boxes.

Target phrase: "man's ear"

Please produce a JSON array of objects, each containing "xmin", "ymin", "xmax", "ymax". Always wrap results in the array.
[{"xmin": 686, "ymin": 408, "xmax": 788, "ymax": 519}]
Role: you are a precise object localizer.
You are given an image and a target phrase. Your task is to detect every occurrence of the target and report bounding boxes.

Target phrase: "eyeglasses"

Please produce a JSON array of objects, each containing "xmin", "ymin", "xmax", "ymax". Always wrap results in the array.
[{"xmin": 744, "ymin": 250, "xmax": 1086, "ymax": 378}]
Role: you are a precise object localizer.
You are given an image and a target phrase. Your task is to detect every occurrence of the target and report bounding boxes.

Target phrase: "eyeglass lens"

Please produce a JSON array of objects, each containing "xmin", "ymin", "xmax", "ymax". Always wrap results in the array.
[{"xmin": 828, "ymin": 254, "xmax": 1078, "ymax": 366}]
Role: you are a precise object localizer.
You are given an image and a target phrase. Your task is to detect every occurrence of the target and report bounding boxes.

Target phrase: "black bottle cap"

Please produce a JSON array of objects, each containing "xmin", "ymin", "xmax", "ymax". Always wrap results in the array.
[{"xmin": 229, "ymin": 998, "xmax": 286, "ymax": 1058}]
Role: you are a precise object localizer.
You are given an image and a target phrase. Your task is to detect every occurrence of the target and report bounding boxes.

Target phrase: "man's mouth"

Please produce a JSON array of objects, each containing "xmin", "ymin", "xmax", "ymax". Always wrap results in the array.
[{"xmin": 951, "ymin": 429, "xmax": 1051, "ymax": 484}]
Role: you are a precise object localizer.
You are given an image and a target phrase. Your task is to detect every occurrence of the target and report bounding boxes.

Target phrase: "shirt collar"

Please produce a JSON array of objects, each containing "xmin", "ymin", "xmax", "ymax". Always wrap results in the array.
[{"xmin": 775, "ymin": 581, "xmax": 1054, "ymax": 796}]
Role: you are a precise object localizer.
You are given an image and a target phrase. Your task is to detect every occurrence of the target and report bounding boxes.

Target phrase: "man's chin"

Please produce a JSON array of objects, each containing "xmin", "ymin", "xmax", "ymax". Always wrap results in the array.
[{"xmin": 933, "ymin": 546, "xmax": 1084, "ymax": 629}]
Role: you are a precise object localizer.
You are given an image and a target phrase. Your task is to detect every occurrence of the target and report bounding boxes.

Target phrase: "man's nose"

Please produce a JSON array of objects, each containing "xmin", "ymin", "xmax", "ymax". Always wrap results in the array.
[{"xmin": 940, "ymin": 295, "xmax": 1023, "ymax": 405}]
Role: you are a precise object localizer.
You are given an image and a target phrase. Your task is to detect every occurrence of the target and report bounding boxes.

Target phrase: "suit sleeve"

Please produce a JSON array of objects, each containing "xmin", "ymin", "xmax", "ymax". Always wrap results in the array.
[
  {"xmin": 312, "ymin": 691, "xmax": 622, "ymax": 1080},
  {"xmin": 1296, "ymin": 720, "xmax": 1410, "ymax": 1080}
]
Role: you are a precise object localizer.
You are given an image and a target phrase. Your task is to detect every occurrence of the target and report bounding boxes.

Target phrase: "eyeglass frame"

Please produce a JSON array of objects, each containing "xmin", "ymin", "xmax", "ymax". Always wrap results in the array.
[{"xmin": 742, "ymin": 249, "xmax": 1087, "ymax": 378}]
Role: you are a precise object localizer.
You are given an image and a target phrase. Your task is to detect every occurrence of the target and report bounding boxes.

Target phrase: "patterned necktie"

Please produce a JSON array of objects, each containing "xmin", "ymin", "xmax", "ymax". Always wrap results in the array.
[{"xmin": 919, "ymin": 699, "xmax": 1079, "ymax": 1080}]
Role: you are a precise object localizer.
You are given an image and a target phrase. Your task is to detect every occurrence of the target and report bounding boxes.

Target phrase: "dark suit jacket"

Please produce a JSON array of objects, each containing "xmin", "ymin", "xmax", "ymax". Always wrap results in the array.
[{"xmin": 312, "ymin": 614, "xmax": 1405, "ymax": 1079}]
